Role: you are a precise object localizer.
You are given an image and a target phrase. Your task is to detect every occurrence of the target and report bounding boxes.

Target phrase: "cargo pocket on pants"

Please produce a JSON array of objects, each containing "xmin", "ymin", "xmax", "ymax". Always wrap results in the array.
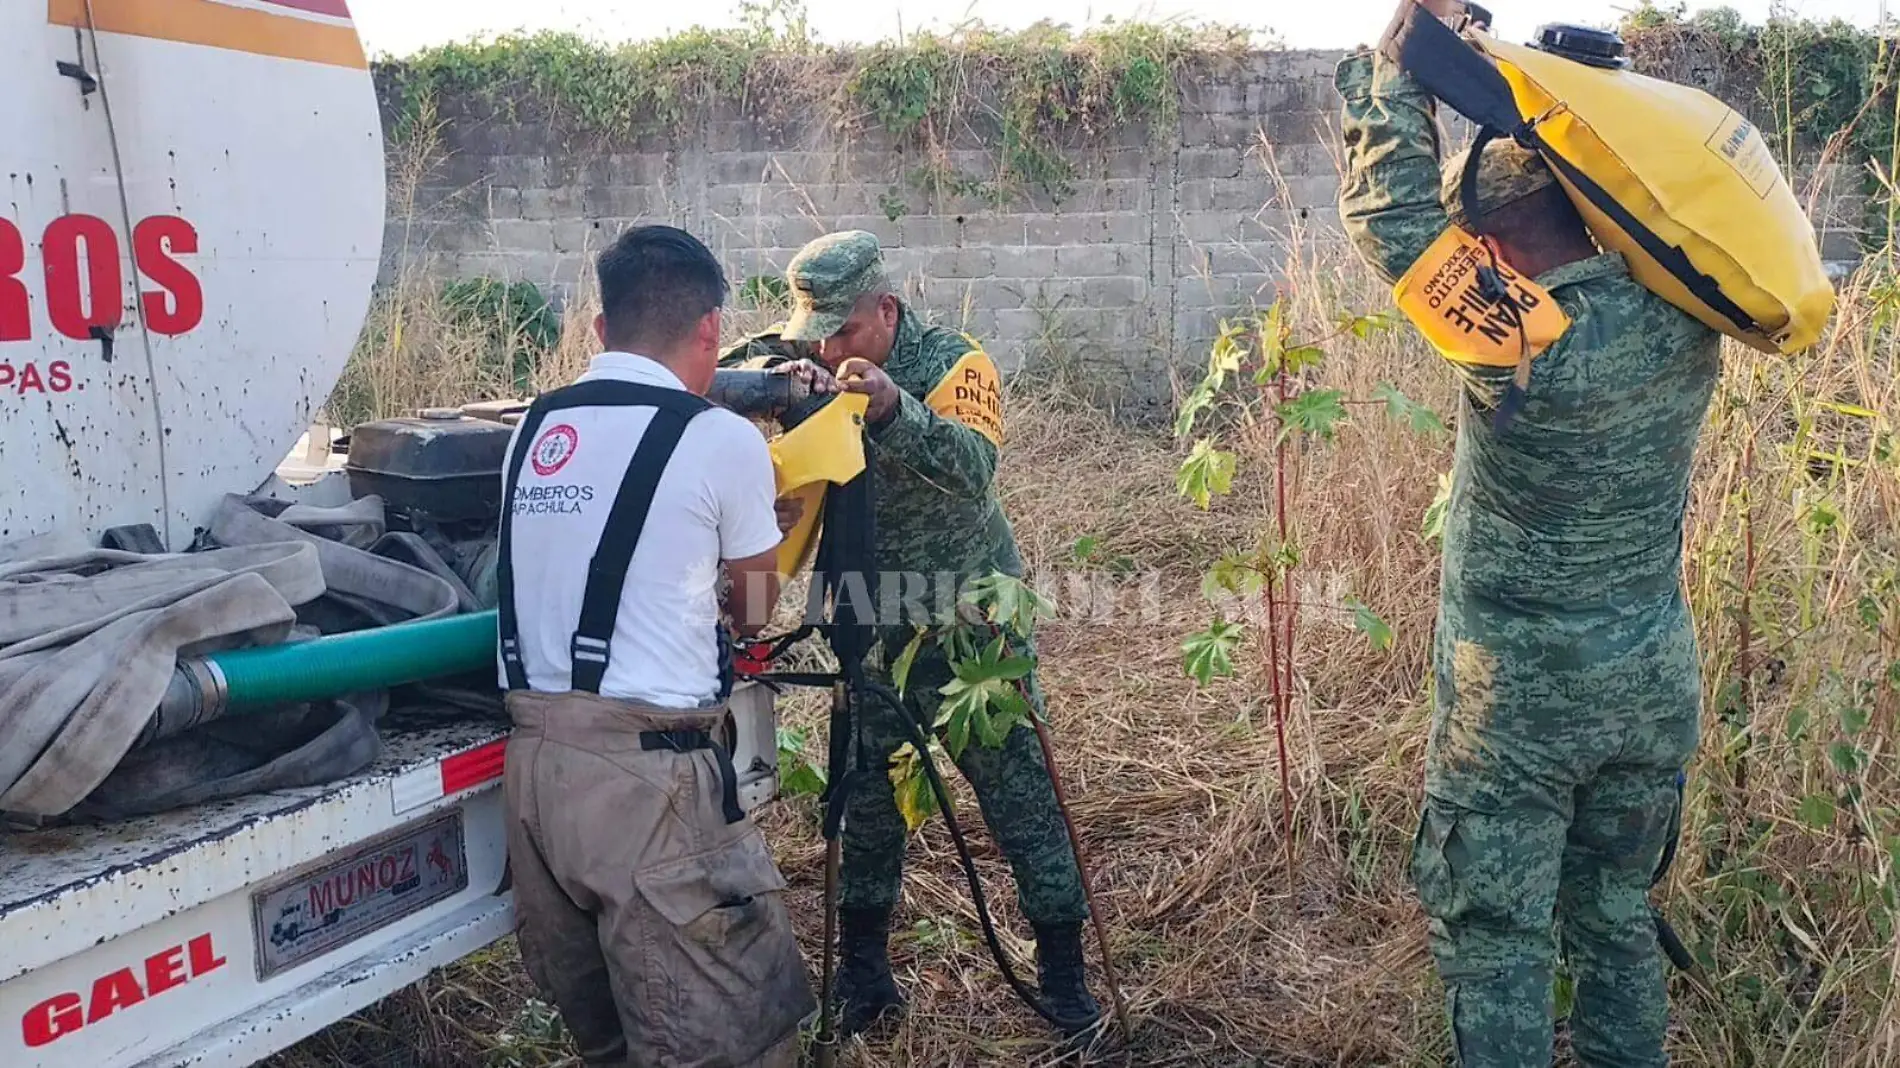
[
  {"xmin": 633, "ymin": 829, "xmax": 817, "ymax": 1064},
  {"xmin": 1409, "ymin": 799, "xmax": 1460, "ymax": 921}
]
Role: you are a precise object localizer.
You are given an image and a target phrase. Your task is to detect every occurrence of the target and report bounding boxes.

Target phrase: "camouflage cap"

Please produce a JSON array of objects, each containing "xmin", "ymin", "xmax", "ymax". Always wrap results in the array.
[
  {"xmin": 782, "ymin": 230, "xmax": 888, "ymax": 342},
  {"xmin": 1441, "ymin": 136, "xmax": 1557, "ymax": 230}
]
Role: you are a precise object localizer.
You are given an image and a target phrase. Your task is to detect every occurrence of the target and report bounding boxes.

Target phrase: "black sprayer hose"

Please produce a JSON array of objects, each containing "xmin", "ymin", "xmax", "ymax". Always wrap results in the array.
[{"xmin": 851, "ymin": 674, "xmax": 1062, "ymax": 1028}]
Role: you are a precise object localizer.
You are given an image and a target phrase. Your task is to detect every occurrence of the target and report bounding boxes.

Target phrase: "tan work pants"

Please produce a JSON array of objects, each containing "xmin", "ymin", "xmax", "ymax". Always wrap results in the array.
[{"xmin": 503, "ymin": 690, "xmax": 815, "ymax": 1068}]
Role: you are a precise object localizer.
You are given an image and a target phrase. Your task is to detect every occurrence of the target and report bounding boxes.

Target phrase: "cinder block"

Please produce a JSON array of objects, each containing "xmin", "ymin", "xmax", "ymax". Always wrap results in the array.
[
  {"xmin": 1054, "ymin": 245, "xmax": 1136, "ymax": 278},
  {"xmin": 1180, "ymin": 113, "xmax": 1265, "ymax": 149},
  {"xmin": 1022, "ymin": 213, "xmax": 1148, "ymax": 246},
  {"xmin": 1178, "ymin": 177, "xmax": 1275, "ymax": 214},
  {"xmin": 957, "ymin": 214, "xmax": 1028, "ymax": 246},
  {"xmin": 532, "ymin": 186, "xmax": 589, "ymax": 219},
  {"xmin": 929, "ymin": 246, "xmax": 998, "ymax": 280},
  {"xmin": 1100, "ymin": 149, "xmax": 1161, "ymax": 180},
  {"xmin": 552, "ymin": 218, "xmax": 608, "ymax": 255},
  {"xmin": 990, "ymin": 246, "xmax": 1061, "ymax": 279},
  {"xmin": 993, "ymin": 307, "xmax": 1056, "ymax": 341},
  {"xmin": 1284, "ymin": 175, "xmax": 1341, "ymax": 210},
  {"xmin": 489, "ymin": 219, "xmax": 554, "ymax": 253},
  {"xmin": 1261, "ymin": 107, "xmax": 1331, "ymax": 146},
  {"xmin": 491, "ymin": 155, "xmax": 549, "ymax": 189},
  {"xmin": 1071, "ymin": 180, "xmax": 1151, "ymax": 214},
  {"xmin": 1018, "ymin": 276, "xmax": 1148, "ymax": 309},
  {"xmin": 1178, "ymin": 146, "xmax": 1245, "ymax": 180}
]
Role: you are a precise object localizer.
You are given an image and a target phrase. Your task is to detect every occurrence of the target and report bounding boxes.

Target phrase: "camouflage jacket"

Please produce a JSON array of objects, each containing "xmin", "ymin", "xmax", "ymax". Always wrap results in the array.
[
  {"xmin": 722, "ymin": 304, "xmax": 1022, "ymax": 641},
  {"xmin": 1336, "ymin": 49, "xmax": 1723, "ymax": 619}
]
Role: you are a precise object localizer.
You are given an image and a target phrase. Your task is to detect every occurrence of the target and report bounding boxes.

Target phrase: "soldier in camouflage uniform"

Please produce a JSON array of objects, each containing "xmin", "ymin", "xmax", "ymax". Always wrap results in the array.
[
  {"xmin": 721, "ymin": 231, "xmax": 1100, "ymax": 1038},
  {"xmin": 1335, "ymin": 3, "xmax": 1721, "ymax": 1064}
]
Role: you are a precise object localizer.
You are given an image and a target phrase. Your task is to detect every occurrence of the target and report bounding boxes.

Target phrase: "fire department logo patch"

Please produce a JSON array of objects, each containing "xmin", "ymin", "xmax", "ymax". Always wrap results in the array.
[{"xmin": 531, "ymin": 424, "xmax": 578, "ymax": 476}]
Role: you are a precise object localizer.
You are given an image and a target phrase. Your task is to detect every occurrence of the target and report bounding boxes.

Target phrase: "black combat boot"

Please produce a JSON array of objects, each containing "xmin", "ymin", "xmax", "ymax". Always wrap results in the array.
[
  {"xmin": 833, "ymin": 906, "xmax": 905, "ymax": 1036},
  {"xmin": 1033, "ymin": 921, "xmax": 1103, "ymax": 1038}
]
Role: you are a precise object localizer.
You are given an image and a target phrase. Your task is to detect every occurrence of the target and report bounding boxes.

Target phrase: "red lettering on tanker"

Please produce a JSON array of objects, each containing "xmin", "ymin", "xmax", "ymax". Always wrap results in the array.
[
  {"xmin": 0, "ymin": 212, "xmax": 206, "ymax": 398},
  {"xmin": 20, "ymin": 933, "xmax": 227, "ymax": 1048},
  {"xmin": 307, "ymin": 845, "xmax": 420, "ymax": 917},
  {"xmin": 0, "ymin": 219, "xmax": 29, "ymax": 343}
]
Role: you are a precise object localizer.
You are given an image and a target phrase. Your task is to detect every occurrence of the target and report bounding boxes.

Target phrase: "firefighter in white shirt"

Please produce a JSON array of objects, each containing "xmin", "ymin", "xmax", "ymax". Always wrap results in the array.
[{"xmin": 494, "ymin": 225, "xmax": 816, "ymax": 1067}]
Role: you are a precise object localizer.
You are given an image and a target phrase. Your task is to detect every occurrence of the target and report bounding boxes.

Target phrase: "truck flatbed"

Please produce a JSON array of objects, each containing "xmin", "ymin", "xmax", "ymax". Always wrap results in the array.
[{"xmin": 0, "ymin": 709, "xmax": 514, "ymax": 1068}]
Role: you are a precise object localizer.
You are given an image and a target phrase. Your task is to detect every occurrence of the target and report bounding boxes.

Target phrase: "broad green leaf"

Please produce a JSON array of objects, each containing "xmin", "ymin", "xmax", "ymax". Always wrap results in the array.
[
  {"xmin": 891, "ymin": 628, "xmax": 926, "ymax": 696},
  {"xmin": 1797, "ymin": 793, "xmax": 1837, "ymax": 831},
  {"xmin": 1858, "ymin": 594, "xmax": 1884, "ymax": 630},
  {"xmin": 1348, "ymin": 597, "xmax": 1395, "ymax": 651},
  {"xmin": 782, "ymin": 758, "xmax": 828, "ymax": 797},
  {"xmin": 1276, "ymin": 389, "xmax": 1349, "ymax": 443},
  {"xmin": 1182, "ymin": 619, "xmax": 1244, "ymax": 686},
  {"xmin": 1208, "ymin": 324, "xmax": 1246, "ymax": 389},
  {"xmin": 1422, "ymin": 471, "xmax": 1452, "ymax": 544},
  {"xmin": 1373, "ymin": 382, "xmax": 1449, "ymax": 436},
  {"xmin": 1175, "ymin": 379, "xmax": 1217, "ymax": 438},
  {"xmin": 1071, "ymin": 535, "xmax": 1100, "ymax": 562},
  {"xmin": 960, "ymin": 572, "xmax": 1054, "ymax": 637},
  {"xmin": 1268, "ymin": 540, "xmax": 1302, "ymax": 573},
  {"xmin": 1841, "ymin": 697, "xmax": 1871, "ymax": 737},
  {"xmin": 1342, "ymin": 310, "xmax": 1398, "ymax": 338},
  {"xmin": 944, "ymin": 704, "xmax": 972, "ymax": 756},
  {"xmin": 1786, "ymin": 705, "xmax": 1810, "ymax": 741},
  {"xmin": 992, "ymin": 685, "xmax": 1032, "ymax": 732},
  {"xmin": 776, "ymin": 726, "xmax": 829, "ymax": 797},
  {"xmin": 1830, "ymin": 741, "xmax": 1864, "ymax": 775},
  {"xmin": 1202, "ymin": 552, "xmax": 1265, "ymax": 601},
  {"xmin": 1803, "ymin": 499, "xmax": 1841, "ymax": 537},
  {"xmin": 1176, "ymin": 439, "xmax": 1238, "ymax": 509},
  {"xmin": 1258, "ymin": 301, "xmax": 1287, "ymax": 376},
  {"xmin": 888, "ymin": 744, "xmax": 940, "ymax": 832},
  {"xmin": 1282, "ymin": 345, "xmax": 1326, "ymax": 373}
]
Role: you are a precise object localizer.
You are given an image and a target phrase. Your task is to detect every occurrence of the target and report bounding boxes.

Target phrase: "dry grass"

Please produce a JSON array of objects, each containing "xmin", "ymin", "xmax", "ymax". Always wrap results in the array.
[{"xmin": 271, "ymin": 127, "xmax": 1899, "ymax": 1067}]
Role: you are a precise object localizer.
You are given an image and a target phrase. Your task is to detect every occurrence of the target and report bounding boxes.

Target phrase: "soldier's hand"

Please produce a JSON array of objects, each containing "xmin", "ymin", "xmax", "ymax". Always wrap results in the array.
[
  {"xmin": 771, "ymin": 358, "xmax": 841, "ymax": 396},
  {"xmin": 835, "ymin": 358, "xmax": 900, "ymax": 424},
  {"xmin": 774, "ymin": 496, "xmax": 805, "ymax": 535}
]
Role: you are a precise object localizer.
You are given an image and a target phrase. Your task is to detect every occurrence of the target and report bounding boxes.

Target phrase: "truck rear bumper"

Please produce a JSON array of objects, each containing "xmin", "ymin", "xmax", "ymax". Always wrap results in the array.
[
  {"xmin": 139, "ymin": 888, "xmax": 514, "ymax": 1068},
  {"xmin": 0, "ymin": 714, "xmax": 515, "ymax": 1068}
]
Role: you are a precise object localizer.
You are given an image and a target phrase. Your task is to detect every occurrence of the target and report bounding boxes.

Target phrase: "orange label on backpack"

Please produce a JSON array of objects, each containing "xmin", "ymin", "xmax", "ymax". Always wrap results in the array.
[{"xmin": 1394, "ymin": 227, "xmax": 1571, "ymax": 368}]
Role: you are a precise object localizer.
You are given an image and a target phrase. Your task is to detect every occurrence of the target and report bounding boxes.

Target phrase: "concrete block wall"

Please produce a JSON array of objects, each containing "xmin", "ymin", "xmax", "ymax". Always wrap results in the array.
[
  {"xmin": 380, "ymin": 49, "xmax": 1363, "ymax": 412},
  {"xmin": 381, "ymin": 46, "xmax": 1864, "ymax": 411}
]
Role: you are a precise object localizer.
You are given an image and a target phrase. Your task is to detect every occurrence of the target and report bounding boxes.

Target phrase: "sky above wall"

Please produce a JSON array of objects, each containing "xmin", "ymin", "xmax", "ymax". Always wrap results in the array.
[{"xmin": 350, "ymin": 0, "xmax": 1884, "ymax": 57}]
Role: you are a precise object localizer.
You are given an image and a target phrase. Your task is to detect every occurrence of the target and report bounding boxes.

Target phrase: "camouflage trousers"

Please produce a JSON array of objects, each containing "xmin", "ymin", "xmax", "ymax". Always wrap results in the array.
[
  {"xmin": 1412, "ymin": 590, "xmax": 1700, "ymax": 1068},
  {"xmin": 839, "ymin": 634, "xmax": 1088, "ymax": 926}
]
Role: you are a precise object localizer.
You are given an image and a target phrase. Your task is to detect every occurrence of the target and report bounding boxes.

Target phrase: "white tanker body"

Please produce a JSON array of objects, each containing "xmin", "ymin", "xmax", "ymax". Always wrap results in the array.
[{"xmin": 0, "ymin": 6, "xmax": 516, "ymax": 1065}]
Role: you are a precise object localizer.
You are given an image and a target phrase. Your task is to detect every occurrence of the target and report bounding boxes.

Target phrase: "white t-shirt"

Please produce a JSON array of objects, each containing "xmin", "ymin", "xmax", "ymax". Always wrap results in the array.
[{"xmin": 498, "ymin": 351, "xmax": 781, "ymax": 707}]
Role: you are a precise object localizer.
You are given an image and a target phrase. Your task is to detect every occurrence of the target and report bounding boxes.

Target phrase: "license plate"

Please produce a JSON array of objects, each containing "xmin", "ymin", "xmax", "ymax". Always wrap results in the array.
[{"xmin": 250, "ymin": 810, "xmax": 469, "ymax": 979}]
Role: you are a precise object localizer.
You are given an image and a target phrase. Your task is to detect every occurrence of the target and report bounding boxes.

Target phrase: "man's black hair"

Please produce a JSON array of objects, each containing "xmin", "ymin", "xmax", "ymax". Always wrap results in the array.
[{"xmin": 596, "ymin": 224, "xmax": 729, "ymax": 351}]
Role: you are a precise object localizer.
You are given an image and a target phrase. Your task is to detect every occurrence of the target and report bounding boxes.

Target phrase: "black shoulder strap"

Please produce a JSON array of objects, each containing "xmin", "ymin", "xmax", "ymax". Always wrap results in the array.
[
  {"xmin": 1388, "ymin": 4, "xmax": 1765, "ymax": 341},
  {"xmin": 497, "ymin": 397, "xmax": 555, "ymax": 691},
  {"xmin": 569, "ymin": 384, "xmax": 712, "ymax": 694},
  {"xmin": 495, "ymin": 379, "xmax": 712, "ymax": 693}
]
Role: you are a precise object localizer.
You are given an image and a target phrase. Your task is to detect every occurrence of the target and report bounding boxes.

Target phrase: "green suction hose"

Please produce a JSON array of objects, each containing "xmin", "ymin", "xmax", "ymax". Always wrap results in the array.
[{"xmin": 203, "ymin": 610, "xmax": 498, "ymax": 712}]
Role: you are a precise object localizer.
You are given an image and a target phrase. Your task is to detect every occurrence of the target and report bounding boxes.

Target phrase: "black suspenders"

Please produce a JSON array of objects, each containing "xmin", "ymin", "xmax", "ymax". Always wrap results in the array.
[
  {"xmin": 497, "ymin": 379, "xmax": 713, "ymax": 693},
  {"xmin": 495, "ymin": 378, "xmax": 746, "ymax": 823}
]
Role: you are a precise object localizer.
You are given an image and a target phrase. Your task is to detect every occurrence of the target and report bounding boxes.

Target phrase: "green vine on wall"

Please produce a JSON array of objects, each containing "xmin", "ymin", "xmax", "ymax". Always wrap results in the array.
[
  {"xmin": 847, "ymin": 20, "xmax": 1250, "ymax": 204},
  {"xmin": 377, "ymin": 1, "xmax": 1259, "ymax": 210}
]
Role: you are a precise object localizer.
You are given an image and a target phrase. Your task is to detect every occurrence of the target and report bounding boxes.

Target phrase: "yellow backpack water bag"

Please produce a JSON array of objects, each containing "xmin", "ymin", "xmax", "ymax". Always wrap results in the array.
[{"xmin": 1389, "ymin": 9, "xmax": 1836, "ymax": 355}]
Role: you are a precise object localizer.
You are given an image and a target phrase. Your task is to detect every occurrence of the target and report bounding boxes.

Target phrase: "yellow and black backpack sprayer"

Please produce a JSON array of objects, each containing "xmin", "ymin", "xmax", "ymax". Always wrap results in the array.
[{"xmin": 1384, "ymin": 1, "xmax": 1835, "ymax": 427}]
